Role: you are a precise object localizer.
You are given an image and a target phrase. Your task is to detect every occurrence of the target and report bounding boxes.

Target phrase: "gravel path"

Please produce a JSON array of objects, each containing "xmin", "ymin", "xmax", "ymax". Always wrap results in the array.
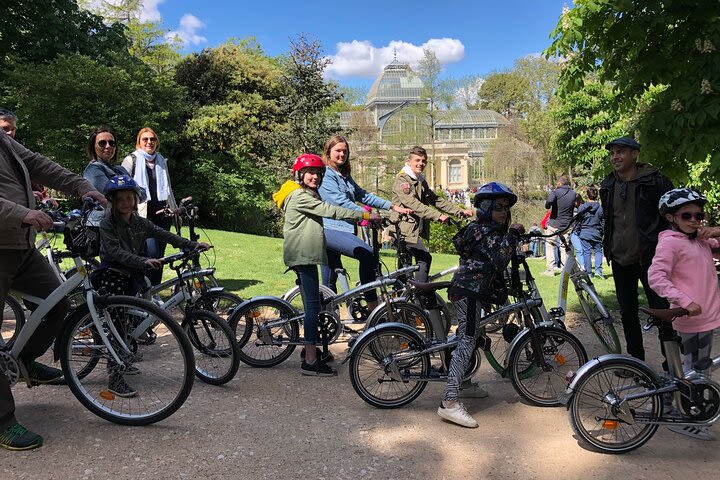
[{"xmin": 4, "ymin": 313, "xmax": 718, "ymax": 480}]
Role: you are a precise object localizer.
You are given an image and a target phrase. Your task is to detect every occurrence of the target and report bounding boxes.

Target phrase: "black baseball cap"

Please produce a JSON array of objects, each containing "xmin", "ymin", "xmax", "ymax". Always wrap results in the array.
[{"xmin": 605, "ymin": 136, "xmax": 641, "ymax": 150}]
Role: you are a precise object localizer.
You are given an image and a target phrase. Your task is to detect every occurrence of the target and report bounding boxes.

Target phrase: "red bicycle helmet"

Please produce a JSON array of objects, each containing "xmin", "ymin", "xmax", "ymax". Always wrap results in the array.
[{"xmin": 292, "ymin": 153, "xmax": 325, "ymax": 182}]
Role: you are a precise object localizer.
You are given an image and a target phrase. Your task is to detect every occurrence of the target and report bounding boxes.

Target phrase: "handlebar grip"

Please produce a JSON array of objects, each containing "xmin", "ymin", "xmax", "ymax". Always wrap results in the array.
[{"xmin": 180, "ymin": 196, "xmax": 193, "ymax": 206}]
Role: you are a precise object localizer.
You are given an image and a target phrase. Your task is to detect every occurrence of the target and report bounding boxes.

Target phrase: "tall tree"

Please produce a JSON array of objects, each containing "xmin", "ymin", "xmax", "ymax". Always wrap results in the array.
[
  {"xmin": 478, "ymin": 71, "xmax": 532, "ymax": 119},
  {"xmin": 547, "ymin": 0, "xmax": 720, "ymax": 183}
]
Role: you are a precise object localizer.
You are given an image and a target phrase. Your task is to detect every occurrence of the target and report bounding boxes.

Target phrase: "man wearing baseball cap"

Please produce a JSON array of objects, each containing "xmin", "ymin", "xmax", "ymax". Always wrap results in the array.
[{"xmin": 599, "ymin": 136, "xmax": 675, "ymax": 366}]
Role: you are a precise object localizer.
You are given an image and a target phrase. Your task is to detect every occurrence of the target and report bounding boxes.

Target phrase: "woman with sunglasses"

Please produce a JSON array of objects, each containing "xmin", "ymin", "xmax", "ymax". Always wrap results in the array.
[
  {"xmin": 648, "ymin": 188, "xmax": 720, "ymax": 440},
  {"xmin": 120, "ymin": 128, "xmax": 177, "ymax": 286},
  {"xmin": 82, "ymin": 126, "xmax": 131, "ymax": 194}
]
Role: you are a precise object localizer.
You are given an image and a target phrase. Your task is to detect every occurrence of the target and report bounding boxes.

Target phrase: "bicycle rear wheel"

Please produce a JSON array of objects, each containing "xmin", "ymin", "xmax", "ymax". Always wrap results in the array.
[
  {"xmin": 230, "ymin": 298, "xmax": 299, "ymax": 368},
  {"xmin": 507, "ymin": 326, "xmax": 588, "ymax": 406},
  {"xmin": 59, "ymin": 296, "xmax": 195, "ymax": 426},
  {"xmin": 183, "ymin": 309, "xmax": 240, "ymax": 385},
  {"xmin": 368, "ymin": 301, "xmax": 433, "ymax": 339},
  {"xmin": 1, "ymin": 295, "xmax": 25, "ymax": 349},
  {"xmin": 577, "ymin": 284, "xmax": 621, "ymax": 354},
  {"xmin": 568, "ymin": 359, "xmax": 662, "ymax": 453}
]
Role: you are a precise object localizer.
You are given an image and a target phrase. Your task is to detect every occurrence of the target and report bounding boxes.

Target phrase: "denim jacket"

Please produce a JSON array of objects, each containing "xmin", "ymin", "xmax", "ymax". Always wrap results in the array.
[{"xmin": 319, "ymin": 168, "xmax": 391, "ymax": 233}]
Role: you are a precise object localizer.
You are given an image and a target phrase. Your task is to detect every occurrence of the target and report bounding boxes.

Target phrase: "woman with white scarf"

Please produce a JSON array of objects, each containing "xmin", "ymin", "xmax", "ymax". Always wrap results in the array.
[{"xmin": 121, "ymin": 127, "xmax": 178, "ymax": 286}]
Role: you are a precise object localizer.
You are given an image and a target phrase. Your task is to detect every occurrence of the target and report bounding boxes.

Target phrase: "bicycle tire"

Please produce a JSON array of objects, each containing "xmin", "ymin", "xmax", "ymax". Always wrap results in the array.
[
  {"xmin": 348, "ymin": 325, "xmax": 430, "ymax": 408},
  {"xmin": 183, "ymin": 309, "xmax": 240, "ymax": 385},
  {"xmin": 230, "ymin": 298, "xmax": 299, "ymax": 368},
  {"xmin": 576, "ymin": 283, "xmax": 621, "ymax": 354},
  {"xmin": 568, "ymin": 359, "xmax": 662, "ymax": 453},
  {"xmin": 367, "ymin": 301, "xmax": 433, "ymax": 339},
  {"xmin": 484, "ymin": 308, "xmax": 524, "ymax": 376},
  {"xmin": 59, "ymin": 296, "xmax": 195, "ymax": 426},
  {"xmin": 282, "ymin": 284, "xmax": 337, "ymax": 339},
  {"xmin": 1, "ymin": 295, "xmax": 25, "ymax": 349},
  {"xmin": 507, "ymin": 326, "xmax": 588, "ymax": 406},
  {"xmin": 195, "ymin": 291, "xmax": 243, "ymax": 321}
]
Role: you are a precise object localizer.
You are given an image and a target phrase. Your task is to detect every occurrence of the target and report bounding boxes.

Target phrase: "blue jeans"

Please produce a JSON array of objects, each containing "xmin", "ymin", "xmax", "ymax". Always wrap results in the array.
[
  {"xmin": 295, "ymin": 265, "xmax": 321, "ymax": 345},
  {"xmin": 145, "ymin": 215, "xmax": 172, "ymax": 286},
  {"xmin": 580, "ymin": 238, "xmax": 603, "ymax": 276},
  {"xmin": 570, "ymin": 233, "xmax": 583, "ymax": 268},
  {"xmin": 321, "ymin": 229, "xmax": 378, "ymax": 302}
]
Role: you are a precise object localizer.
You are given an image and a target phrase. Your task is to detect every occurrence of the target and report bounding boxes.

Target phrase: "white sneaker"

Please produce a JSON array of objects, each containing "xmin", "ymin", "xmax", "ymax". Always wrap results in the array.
[
  {"xmin": 459, "ymin": 382, "xmax": 489, "ymax": 398},
  {"xmin": 437, "ymin": 402, "xmax": 479, "ymax": 428},
  {"xmin": 541, "ymin": 270, "xmax": 555, "ymax": 277}
]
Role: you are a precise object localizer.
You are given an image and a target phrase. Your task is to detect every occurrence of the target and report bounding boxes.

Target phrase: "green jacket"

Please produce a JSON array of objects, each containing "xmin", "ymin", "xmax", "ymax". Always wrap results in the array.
[
  {"xmin": 390, "ymin": 171, "xmax": 465, "ymax": 244},
  {"xmin": 281, "ymin": 187, "xmax": 364, "ymax": 267}
]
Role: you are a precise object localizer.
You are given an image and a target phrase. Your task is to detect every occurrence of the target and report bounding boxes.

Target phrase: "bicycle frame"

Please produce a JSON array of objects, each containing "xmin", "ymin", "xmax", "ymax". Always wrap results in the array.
[{"xmin": 8, "ymin": 257, "xmax": 132, "ymax": 382}]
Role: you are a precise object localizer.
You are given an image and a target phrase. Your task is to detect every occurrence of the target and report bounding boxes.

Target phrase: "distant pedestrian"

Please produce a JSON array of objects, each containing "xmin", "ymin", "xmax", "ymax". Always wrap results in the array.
[{"xmin": 543, "ymin": 176, "xmax": 576, "ymax": 275}]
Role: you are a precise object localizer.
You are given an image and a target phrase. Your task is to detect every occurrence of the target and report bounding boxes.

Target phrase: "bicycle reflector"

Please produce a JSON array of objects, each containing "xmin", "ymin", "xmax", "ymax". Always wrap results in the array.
[
  {"xmin": 100, "ymin": 390, "xmax": 116, "ymax": 401},
  {"xmin": 555, "ymin": 354, "xmax": 567, "ymax": 366},
  {"xmin": 602, "ymin": 420, "xmax": 619, "ymax": 430}
]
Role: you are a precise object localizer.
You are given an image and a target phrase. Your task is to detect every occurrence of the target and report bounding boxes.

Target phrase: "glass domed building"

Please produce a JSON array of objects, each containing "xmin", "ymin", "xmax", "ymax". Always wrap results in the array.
[{"xmin": 339, "ymin": 59, "xmax": 509, "ymax": 190}]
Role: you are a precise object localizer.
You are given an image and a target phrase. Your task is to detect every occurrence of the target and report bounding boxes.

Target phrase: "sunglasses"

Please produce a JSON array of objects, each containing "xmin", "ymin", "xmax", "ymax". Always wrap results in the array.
[
  {"xmin": 97, "ymin": 140, "xmax": 116, "ymax": 148},
  {"xmin": 492, "ymin": 204, "xmax": 510, "ymax": 212},
  {"xmin": 676, "ymin": 212, "xmax": 705, "ymax": 221},
  {"xmin": 141, "ymin": 137, "xmax": 157, "ymax": 143}
]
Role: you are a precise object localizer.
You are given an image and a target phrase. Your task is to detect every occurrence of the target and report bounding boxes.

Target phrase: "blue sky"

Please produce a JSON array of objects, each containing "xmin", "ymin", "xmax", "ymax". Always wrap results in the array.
[{"xmin": 138, "ymin": 1, "xmax": 568, "ymax": 89}]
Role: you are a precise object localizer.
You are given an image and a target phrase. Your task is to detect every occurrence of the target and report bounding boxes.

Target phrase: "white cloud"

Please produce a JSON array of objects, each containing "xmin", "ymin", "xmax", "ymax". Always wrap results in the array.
[
  {"xmin": 325, "ymin": 38, "xmax": 465, "ymax": 78},
  {"xmin": 166, "ymin": 14, "xmax": 207, "ymax": 46},
  {"xmin": 138, "ymin": 0, "xmax": 164, "ymax": 22}
]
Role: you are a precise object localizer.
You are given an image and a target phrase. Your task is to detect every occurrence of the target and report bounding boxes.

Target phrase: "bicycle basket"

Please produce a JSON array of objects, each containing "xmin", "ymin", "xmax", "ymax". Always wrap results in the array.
[{"xmin": 63, "ymin": 218, "xmax": 100, "ymax": 258}]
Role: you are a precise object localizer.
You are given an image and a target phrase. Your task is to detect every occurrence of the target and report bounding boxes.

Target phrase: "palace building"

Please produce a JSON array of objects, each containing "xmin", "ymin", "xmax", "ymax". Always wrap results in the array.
[{"xmin": 338, "ymin": 58, "xmax": 509, "ymax": 190}]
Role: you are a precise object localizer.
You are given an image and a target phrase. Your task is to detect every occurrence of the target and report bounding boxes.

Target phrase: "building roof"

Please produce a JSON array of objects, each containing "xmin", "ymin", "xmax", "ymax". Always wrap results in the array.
[
  {"xmin": 435, "ymin": 110, "xmax": 509, "ymax": 127},
  {"xmin": 366, "ymin": 60, "xmax": 423, "ymax": 105}
]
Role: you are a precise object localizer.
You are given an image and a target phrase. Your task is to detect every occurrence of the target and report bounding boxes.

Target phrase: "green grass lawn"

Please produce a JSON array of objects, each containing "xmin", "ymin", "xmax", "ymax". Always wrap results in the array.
[{"xmin": 188, "ymin": 228, "xmax": 623, "ymax": 315}]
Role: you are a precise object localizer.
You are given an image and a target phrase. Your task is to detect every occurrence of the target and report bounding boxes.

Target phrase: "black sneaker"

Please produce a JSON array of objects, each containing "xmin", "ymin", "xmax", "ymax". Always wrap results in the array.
[
  {"xmin": 0, "ymin": 423, "xmax": 43, "ymax": 451},
  {"xmin": 300, "ymin": 347, "xmax": 335, "ymax": 363},
  {"xmin": 301, "ymin": 360, "xmax": 337, "ymax": 377},
  {"xmin": 19, "ymin": 361, "xmax": 63, "ymax": 385},
  {"xmin": 108, "ymin": 373, "xmax": 138, "ymax": 398}
]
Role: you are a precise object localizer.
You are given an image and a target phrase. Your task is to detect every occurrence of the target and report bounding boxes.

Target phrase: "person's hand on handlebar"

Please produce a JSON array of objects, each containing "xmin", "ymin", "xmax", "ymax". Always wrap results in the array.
[
  {"xmin": 391, "ymin": 204, "xmax": 413, "ymax": 215},
  {"xmin": 438, "ymin": 214, "xmax": 449, "ymax": 223},
  {"xmin": 461, "ymin": 209, "xmax": 474, "ymax": 218},
  {"xmin": 195, "ymin": 242, "xmax": 211, "ymax": 251},
  {"xmin": 509, "ymin": 223, "xmax": 526, "ymax": 235},
  {"xmin": 23, "ymin": 209, "xmax": 54, "ymax": 230},
  {"xmin": 144, "ymin": 258, "xmax": 162, "ymax": 270},
  {"xmin": 686, "ymin": 302, "xmax": 702, "ymax": 316},
  {"xmin": 82, "ymin": 190, "xmax": 109, "ymax": 208}
]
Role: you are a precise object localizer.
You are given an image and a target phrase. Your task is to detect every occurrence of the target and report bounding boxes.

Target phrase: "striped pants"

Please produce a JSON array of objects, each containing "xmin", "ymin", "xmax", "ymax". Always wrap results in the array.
[{"xmin": 444, "ymin": 297, "xmax": 484, "ymax": 402}]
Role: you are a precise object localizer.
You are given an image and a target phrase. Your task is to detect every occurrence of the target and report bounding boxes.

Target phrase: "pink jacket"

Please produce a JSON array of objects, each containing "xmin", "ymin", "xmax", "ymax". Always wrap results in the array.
[{"xmin": 648, "ymin": 229, "xmax": 720, "ymax": 333}]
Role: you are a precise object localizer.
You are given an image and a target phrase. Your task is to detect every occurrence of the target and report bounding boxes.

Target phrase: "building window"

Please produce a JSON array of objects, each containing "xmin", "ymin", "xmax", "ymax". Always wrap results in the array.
[{"xmin": 448, "ymin": 159, "xmax": 461, "ymax": 184}]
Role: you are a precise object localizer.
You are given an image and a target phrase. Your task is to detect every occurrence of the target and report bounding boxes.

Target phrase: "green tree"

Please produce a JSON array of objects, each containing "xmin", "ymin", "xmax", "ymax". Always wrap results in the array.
[
  {"xmin": 276, "ymin": 34, "xmax": 342, "ymax": 154},
  {"xmin": 547, "ymin": 0, "xmax": 720, "ymax": 183},
  {"xmin": 0, "ymin": 0, "xmax": 127, "ymax": 69},
  {"xmin": 478, "ymin": 71, "xmax": 532, "ymax": 119}
]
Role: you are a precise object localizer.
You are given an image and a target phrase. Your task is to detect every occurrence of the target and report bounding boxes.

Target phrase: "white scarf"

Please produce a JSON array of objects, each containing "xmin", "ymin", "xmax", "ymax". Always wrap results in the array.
[
  {"xmin": 132, "ymin": 149, "xmax": 170, "ymax": 201},
  {"xmin": 402, "ymin": 164, "xmax": 424, "ymax": 182}
]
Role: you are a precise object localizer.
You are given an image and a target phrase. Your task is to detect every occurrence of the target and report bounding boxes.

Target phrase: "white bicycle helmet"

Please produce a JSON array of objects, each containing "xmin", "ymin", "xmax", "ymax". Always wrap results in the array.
[{"xmin": 658, "ymin": 188, "xmax": 706, "ymax": 216}]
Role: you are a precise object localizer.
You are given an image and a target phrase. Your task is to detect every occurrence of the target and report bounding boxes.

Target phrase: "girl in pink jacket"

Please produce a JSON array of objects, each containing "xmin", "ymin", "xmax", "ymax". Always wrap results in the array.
[{"xmin": 649, "ymin": 188, "xmax": 719, "ymax": 440}]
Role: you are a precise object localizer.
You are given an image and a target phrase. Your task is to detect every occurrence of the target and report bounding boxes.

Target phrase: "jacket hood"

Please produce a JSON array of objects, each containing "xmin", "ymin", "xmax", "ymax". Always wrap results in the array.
[
  {"xmin": 658, "ymin": 228, "xmax": 693, "ymax": 241},
  {"xmin": 272, "ymin": 180, "xmax": 301, "ymax": 209}
]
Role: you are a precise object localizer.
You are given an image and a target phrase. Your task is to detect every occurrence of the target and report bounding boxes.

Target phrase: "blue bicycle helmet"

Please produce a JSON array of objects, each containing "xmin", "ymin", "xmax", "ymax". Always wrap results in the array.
[
  {"xmin": 104, "ymin": 174, "xmax": 142, "ymax": 199},
  {"xmin": 473, "ymin": 182, "xmax": 518, "ymax": 221}
]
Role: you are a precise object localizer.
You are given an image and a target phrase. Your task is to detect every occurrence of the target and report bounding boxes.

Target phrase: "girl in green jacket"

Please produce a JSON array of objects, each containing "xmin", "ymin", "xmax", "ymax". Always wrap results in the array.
[{"xmin": 273, "ymin": 154, "xmax": 379, "ymax": 376}]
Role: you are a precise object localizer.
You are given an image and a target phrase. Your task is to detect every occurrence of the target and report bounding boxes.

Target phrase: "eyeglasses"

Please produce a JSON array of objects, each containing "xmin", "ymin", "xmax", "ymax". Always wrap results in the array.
[
  {"xmin": 676, "ymin": 212, "xmax": 705, "ymax": 221},
  {"xmin": 97, "ymin": 140, "xmax": 116, "ymax": 148},
  {"xmin": 141, "ymin": 137, "xmax": 156, "ymax": 143}
]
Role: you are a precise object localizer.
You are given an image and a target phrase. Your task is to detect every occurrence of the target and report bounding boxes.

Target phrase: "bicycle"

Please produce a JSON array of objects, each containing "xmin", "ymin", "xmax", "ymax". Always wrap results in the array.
[
  {"xmin": 565, "ymin": 306, "xmax": 720, "ymax": 453},
  {"xmin": 540, "ymin": 219, "xmax": 621, "ymax": 354},
  {"xmin": 140, "ymin": 248, "xmax": 241, "ymax": 385},
  {"xmin": 1, "ymin": 203, "xmax": 195, "ymax": 425},
  {"xmin": 344, "ymin": 249, "xmax": 589, "ymax": 409}
]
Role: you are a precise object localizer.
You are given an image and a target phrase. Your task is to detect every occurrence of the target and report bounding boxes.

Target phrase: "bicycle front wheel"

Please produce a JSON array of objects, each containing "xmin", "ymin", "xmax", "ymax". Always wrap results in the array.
[
  {"xmin": 230, "ymin": 298, "xmax": 299, "ymax": 368},
  {"xmin": 183, "ymin": 309, "xmax": 240, "ymax": 385},
  {"xmin": 59, "ymin": 296, "xmax": 195, "ymax": 426},
  {"xmin": 577, "ymin": 283, "xmax": 621, "ymax": 354},
  {"xmin": 368, "ymin": 301, "xmax": 433, "ymax": 339},
  {"xmin": 568, "ymin": 359, "xmax": 662, "ymax": 453},
  {"xmin": 349, "ymin": 326, "xmax": 430, "ymax": 408},
  {"xmin": 507, "ymin": 326, "xmax": 588, "ymax": 406}
]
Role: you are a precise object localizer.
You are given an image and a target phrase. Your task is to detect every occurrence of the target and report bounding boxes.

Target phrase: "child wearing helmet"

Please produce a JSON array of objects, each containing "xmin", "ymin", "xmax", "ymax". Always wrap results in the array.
[
  {"xmin": 648, "ymin": 188, "xmax": 720, "ymax": 440},
  {"xmin": 437, "ymin": 181, "xmax": 525, "ymax": 428},
  {"xmin": 96, "ymin": 175, "xmax": 209, "ymax": 397},
  {"xmin": 273, "ymin": 154, "xmax": 380, "ymax": 376}
]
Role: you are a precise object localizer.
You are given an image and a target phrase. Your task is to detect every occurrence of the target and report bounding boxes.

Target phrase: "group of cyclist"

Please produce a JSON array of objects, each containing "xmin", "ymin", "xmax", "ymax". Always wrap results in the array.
[{"xmin": 2, "ymin": 105, "xmax": 719, "ymax": 447}]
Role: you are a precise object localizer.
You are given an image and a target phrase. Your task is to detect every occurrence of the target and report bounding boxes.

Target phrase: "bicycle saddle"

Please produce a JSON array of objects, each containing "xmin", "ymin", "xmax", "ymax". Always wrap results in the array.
[
  {"xmin": 407, "ymin": 280, "xmax": 452, "ymax": 293},
  {"xmin": 639, "ymin": 306, "xmax": 688, "ymax": 323}
]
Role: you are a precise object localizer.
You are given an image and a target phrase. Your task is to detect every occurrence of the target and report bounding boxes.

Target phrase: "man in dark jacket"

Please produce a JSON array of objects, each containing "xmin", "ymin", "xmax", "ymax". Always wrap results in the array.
[
  {"xmin": 576, "ymin": 187, "xmax": 604, "ymax": 278},
  {"xmin": 543, "ymin": 175, "xmax": 576, "ymax": 275},
  {"xmin": 0, "ymin": 131, "xmax": 106, "ymax": 450},
  {"xmin": 600, "ymin": 136, "xmax": 674, "ymax": 363}
]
